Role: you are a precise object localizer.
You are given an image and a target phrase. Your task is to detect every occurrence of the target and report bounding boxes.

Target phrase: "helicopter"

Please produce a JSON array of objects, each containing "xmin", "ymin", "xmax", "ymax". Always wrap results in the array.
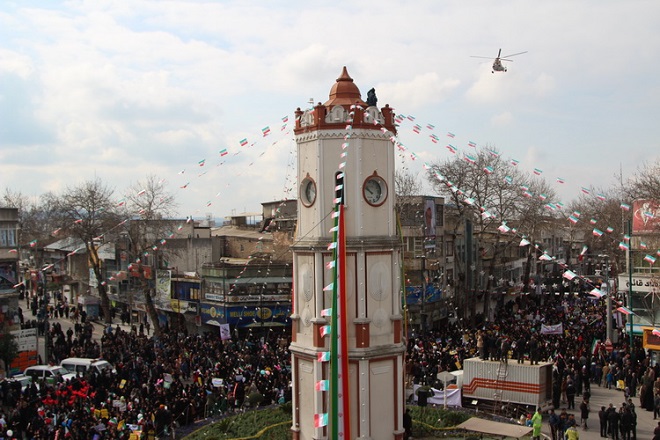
[{"xmin": 471, "ymin": 48, "xmax": 527, "ymax": 73}]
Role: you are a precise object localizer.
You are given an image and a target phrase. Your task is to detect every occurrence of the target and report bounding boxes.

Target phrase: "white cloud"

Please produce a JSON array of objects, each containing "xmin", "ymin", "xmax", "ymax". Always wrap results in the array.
[
  {"xmin": 1, "ymin": 0, "xmax": 660, "ymax": 221},
  {"xmin": 380, "ymin": 73, "xmax": 461, "ymax": 109},
  {"xmin": 491, "ymin": 111, "xmax": 514, "ymax": 127}
]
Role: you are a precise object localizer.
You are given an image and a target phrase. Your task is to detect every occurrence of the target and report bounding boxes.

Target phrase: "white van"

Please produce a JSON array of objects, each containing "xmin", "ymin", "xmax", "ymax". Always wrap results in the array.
[
  {"xmin": 23, "ymin": 365, "xmax": 77, "ymax": 384},
  {"xmin": 60, "ymin": 358, "xmax": 115, "ymax": 375}
]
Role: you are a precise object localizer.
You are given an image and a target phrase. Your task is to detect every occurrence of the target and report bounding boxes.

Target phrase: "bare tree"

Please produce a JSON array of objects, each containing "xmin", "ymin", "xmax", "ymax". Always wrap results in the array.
[
  {"xmin": 51, "ymin": 179, "xmax": 120, "ymax": 323},
  {"xmin": 624, "ymin": 159, "xmax": 660, "ymax": 201},
  {"xmin": 565, "ymin": 187, "xmax": 631, "ymax": 277},
  {"xmin": 120, "ymin": 175, "xmax": 178, "ymax": 336},
  {"xmin": 395, "ymin": 170, "xmax": 422, "ymax": 199},
  {"xmin": 426, "ymin": 148, "xmax": 558, "ymax": 319}
]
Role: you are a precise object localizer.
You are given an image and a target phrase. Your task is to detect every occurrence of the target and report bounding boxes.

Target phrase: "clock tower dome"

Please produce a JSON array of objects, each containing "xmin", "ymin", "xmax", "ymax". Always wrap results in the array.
[{"xmin": 290, "ymin": 67, "xmax": 406, "ymax": 440}]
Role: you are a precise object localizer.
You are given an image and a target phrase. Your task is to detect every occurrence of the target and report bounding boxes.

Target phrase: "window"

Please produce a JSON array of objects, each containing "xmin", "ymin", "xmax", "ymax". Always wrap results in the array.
[
  {"xmin": 0, "ymin": 228, "xmax": 16, "ymax": 247},
  {"xmin": 445, "ymin": 241, "xmax": 454, "ymax": 256},
  {"xmin": 435, "ymin": 204, "xmax": 444, "ymax": 227}
]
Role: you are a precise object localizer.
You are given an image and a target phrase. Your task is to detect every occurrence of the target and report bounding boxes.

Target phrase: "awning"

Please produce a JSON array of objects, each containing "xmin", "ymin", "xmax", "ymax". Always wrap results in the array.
[
  {"xmin": 224, "ymin": 277, "xmax": 291, "ymax": 285},
  {"xmin": 456, "ymin": 417, "xmax": 533, "ymax": 439},
  {"xmin": 244, "ymin": 321, "xmax": 286, "ymax": 328}
]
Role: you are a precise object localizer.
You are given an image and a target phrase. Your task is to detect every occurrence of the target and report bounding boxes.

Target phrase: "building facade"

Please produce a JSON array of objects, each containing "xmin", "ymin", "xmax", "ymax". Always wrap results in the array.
[{"xmin": 289, "ymin": 67, "xmax": 406, "ymax": 440}]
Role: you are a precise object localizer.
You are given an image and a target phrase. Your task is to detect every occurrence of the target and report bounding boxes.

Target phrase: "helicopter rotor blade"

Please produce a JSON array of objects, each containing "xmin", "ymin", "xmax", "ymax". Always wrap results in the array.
[
  {"xmin": 498, "ymin": 48, "xmax": 502, "ymax": 58},
  {"xmin": 502, "ymin": 51, "xmax": 527, "ymax": 58},
  {"xmin": 499, "ymin": 58, "xmax": 514, "ymax": 62},
  {"xmin": 470, "ymin": 56, "xmax": 497, "ymax": 60}
]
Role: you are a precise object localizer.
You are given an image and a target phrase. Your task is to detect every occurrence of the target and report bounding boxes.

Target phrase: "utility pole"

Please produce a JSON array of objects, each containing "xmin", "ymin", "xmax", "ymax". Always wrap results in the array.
[
  {"xmin": 600, "ymin": 254, "xmax": 612, "ymax": 342},
  {"xmin": 416, "ymin": 253, "xmax": 427, "ymax": 335},
  {"xmin": 627, "ymin": 220, "xmax": 634, "ymax": 350}
]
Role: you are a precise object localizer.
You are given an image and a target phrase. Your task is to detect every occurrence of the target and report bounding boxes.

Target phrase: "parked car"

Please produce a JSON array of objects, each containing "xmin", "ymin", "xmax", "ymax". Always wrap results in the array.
[
  {"xmin": 23, "ymin": 365, "xmax": 77, "ymax": 384},
  {"xmin": 1, "ymin": 374, "xmax": 36, "ymax": 392},
  {"xmin": 60, "ymin": 358, "xmax": 115, "ymax": 375}
]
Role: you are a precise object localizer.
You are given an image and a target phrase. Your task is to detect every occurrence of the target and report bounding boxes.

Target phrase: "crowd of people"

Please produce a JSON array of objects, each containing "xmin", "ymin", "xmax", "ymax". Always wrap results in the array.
[
  {"xmin": 1, "ymin": 292, "xmax": 292, "ymax": 439},
  {"xmin": 3, "ymin": 288, "xmax": 660, "ymax": 439},
  {"xmin": 405, "ymin": 293, "xmax": 660, "ymax": 439}
]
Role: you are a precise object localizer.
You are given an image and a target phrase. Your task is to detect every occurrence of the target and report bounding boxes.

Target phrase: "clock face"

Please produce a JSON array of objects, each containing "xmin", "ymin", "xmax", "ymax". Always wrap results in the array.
[
  {"xmin": 301, "ymin": 177, "xmax": 317, "ymax": 207},
  {"xmin": 363, "ymin": 175, "xmax": 387, "ymax": 206}
]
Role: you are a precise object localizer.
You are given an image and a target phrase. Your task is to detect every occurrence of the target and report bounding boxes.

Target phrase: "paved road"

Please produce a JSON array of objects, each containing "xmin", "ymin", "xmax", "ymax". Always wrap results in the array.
[
  {"xmin": 413, "ymin": 380, "xmax": 657, "ymax": 440},
  {"xmin": 540, "ymin": 383, "xmax": 656, "ymax": 440}
]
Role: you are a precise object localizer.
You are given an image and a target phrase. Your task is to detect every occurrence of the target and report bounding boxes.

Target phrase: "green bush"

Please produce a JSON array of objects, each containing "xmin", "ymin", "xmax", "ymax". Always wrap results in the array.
[
  {"xmin": 183, "ymin": 406, "xmax": 291, "ymax": 440},
  {"xmin": 183, "ymin": 403, "xmax": 482, "ymax": 439}
]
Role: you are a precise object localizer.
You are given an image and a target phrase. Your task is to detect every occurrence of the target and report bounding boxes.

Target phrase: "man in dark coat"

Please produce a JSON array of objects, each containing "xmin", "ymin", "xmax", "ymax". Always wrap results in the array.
[
  {"xmin": 580, "ymin": 398, "xmax": 590, "ymax": 430},
  {"xmin": 620, "ymin": 406, "xmax": 633, "ymax": 440},
  {"xmin": 607, "ymin": 405, "xmax": 620, "ymax": 440},
  {"xmin": 599, "ymin": 406, "xmax": 608, "ymax": 438},
  {"xmin": 566, "ymin": 380, "xmax": 576, "ymax": 409},
  {"xmin": 403, "ymin": 409, "xmax": 413, "ymax": 439}
]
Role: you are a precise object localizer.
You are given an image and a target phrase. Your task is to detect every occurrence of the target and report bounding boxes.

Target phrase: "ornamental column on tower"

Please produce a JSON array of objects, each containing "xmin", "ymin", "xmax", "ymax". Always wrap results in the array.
[{"xmin": 289, "ymin": 67, "xmax": 406, "ymax": 440}]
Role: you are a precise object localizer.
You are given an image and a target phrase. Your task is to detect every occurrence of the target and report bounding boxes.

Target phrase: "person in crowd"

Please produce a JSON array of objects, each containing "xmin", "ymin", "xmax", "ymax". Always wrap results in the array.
[
  {"xmin": 580, "ymin": 398, "xmax": 590, "ymax": 430},
  {"xmin": 403, "ymin": 408, "xmax": 413, "ymax": 439},
  {"xmin": 599, "ymin": 406, "xmax": 608, "ymax": 438},
  {"xmin": 567, "ymin": 379, "xmax": 577, "ymax": 410},
  {"xmin": 548, "ymin": 408, "xmax": 560, "ymax": 440},
  {"xmin": 531, "ymin": 407, "xmax": 543, "ymax": 440},
  {"xmin": 607, "ymin": 403, "xmax": 620, "ymax": 440},
  {"xmin": 620, "ymin": 405, "xmax": 633, "ymax": 440},
  {"xmin": 565, "ymin": 423, "xmax": 580, "ymax": 440}
]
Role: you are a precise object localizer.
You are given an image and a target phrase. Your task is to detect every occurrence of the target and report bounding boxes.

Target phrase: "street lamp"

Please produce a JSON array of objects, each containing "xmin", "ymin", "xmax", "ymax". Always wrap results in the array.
[
  {"xmin": 627, "ymin": 220, "xmax": 634, "ymax": 350},
  {"xmin": 598, "ymin": 254, "xmax": 612, "ymax": 342},
  {"xmin": 415, "ymin": 254, "xmax": 427, "ymax": 334}
]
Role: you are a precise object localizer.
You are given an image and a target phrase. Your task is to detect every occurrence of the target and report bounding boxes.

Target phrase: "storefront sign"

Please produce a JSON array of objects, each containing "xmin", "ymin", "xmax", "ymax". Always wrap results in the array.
[{"xmin": 618, "ymin": 275, "xmax": 660, "ymax": 293}]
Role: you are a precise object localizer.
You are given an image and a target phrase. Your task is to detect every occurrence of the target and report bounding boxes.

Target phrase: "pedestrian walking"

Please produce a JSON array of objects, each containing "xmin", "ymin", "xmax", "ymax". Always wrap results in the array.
[
  {"xmin": 580, "ymin": 398, "xmax": 590, "ymax": 430},
  {"xmin": 567, "ymin": 379, "xmax": 576, "ymax": 409},
  {"xmin": 531, "ymin": 407, "xmax": 543, "ymax": 440}
]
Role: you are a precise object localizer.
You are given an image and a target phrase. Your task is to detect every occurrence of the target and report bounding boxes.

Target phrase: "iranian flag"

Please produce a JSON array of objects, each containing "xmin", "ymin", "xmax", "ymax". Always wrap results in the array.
[{"xmin": 329, "ymin": 187, "xmax": 351, "ymax": 438}]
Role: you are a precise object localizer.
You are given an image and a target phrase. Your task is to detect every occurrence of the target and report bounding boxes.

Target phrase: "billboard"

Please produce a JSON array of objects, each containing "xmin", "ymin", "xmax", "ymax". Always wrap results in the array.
[
  {"xmin": 424, "ymin": 199, "xmax": 436, "ymax": 239},
  {"xmin": 633, "ymin": 200, "xmax": 660, "ymax": 234},
  {"xmin": 156, "ymin": 270, "xmax": 172, "ymax": 303}
]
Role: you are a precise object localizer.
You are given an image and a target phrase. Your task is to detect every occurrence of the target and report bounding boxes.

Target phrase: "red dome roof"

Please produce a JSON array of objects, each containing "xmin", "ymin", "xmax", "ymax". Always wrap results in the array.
[{"xmin": 323, "ymin": 66, "xmax": 367, "ymax": 107}]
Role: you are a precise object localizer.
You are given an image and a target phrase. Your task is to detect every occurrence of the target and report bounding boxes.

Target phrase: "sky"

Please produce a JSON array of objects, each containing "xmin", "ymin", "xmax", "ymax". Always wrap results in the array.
[{"xmin": 2, "ymin": 0, "xmax": 659, "ymax": 221}]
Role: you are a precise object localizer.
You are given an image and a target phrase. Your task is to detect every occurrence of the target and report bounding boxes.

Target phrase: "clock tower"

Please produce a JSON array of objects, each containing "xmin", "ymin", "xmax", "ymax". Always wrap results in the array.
[{"xmin": 290, "ymin": 67, "xmax": 406, "ymax": 440}]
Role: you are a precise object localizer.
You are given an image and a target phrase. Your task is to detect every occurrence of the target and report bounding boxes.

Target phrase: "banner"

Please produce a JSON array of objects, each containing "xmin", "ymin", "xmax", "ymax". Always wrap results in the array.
[
  {"xmin": 219, "ymin": 323, "xmax": 231, "ymax": 340},
  {"xmin": 156, "ymin": 270, "xmax": 172, "ymax": 302},
  {"xmin": 632, "ymin": 200, "xmax": 660, "ymax": 234},
  {"xmin": 412, "ymin": 384, "xmax": 462, "ymax": 407},
  {"xmin": 540, "ymin": 323, "xmax": 563, "ymax": 335}
]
